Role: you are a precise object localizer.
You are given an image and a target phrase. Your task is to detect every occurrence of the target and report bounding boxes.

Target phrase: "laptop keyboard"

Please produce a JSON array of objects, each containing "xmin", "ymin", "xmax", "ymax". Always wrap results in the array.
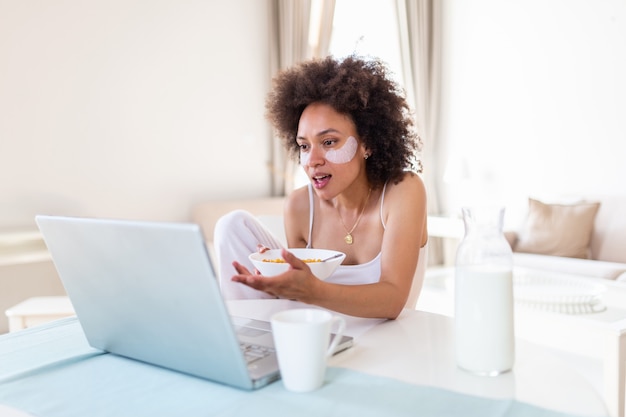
[{"xmin": 240, "ymin": 342, "xmax": 275, "ymax": 364}]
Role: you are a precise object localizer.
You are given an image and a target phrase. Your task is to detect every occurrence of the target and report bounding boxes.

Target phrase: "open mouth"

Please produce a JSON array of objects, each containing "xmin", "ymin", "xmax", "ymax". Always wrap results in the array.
[{"xmin": 312, "ymin": 175, "xmax": 331, "ymax": 188}]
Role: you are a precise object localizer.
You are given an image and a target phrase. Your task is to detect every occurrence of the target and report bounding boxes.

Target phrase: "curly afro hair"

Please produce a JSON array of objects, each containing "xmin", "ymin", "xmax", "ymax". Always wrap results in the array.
[{"xmin": 265, "ymin": 55, "xmax": 422, "ymax": 187}]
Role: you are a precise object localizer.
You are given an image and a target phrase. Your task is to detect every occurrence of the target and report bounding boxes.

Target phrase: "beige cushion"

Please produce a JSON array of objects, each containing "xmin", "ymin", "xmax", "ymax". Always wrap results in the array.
[{"xmin": 514, "ymin": 198, "xmax": 600, "ymax": 259}]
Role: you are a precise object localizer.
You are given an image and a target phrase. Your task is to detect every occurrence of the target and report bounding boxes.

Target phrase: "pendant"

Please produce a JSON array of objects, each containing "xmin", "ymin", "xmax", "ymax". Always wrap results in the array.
[{"xmin": 344, "ymin": 233, "xmax": 353, "ymax": 245}]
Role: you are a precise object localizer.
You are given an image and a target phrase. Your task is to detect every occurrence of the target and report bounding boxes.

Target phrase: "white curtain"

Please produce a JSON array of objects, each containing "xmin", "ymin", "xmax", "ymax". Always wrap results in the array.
[
  {"xmin": 395, "ymin": 0, "xmax": 443, "ymax": 265},
  {"xmin": 267, "ymin": 0, "xmax": 336, "ymax": 196}
]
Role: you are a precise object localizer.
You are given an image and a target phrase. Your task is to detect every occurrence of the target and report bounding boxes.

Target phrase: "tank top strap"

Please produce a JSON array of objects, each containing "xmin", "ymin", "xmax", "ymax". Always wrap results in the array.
[
  {"xmin": 307, "ymin": 183, "xmax": 314, "ymax": 248},
  {"xmin": 379, "ymin": 181, "xmax": 388, "ymax": 230}
]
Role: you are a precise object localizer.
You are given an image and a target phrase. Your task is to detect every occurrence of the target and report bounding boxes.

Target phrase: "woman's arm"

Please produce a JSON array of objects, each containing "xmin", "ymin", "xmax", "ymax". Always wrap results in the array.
[{"xmin": 305, "ymin": 173, "xmax": 427, "ymax": 318}]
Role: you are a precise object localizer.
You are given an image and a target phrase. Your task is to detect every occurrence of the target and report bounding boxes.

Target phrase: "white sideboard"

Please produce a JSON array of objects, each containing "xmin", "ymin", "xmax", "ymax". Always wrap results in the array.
[{"xmin": 0, "ymin": 229, "xmax": 66, "ymax": 334}]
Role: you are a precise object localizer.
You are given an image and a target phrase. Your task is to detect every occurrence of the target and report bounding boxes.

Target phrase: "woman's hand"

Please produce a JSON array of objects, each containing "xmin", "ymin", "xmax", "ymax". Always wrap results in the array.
[
  {"xmin": 257, "ymin": 244, "xmax": 270, "ymax": 254},
  {"xmin": 231, "ymin": 248, "xmax": 320, "ymax": 301}
]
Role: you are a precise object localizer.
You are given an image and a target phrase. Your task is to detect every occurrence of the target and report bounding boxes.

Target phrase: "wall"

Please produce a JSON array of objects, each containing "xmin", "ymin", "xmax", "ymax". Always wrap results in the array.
[
  {"xmin": 0, "ymin": 0, "xmax": 273, "ymax": 230},
  {"xmin": 6, "ymin": 0, "xmax": 624, "ymax": 230},
  {"xmin": 438, "ymin": 0, "xmax": 626, "ymax": 227},
  {"xmin": 0, "ymin": 0, "xmax": 273, "ymax": 332}
]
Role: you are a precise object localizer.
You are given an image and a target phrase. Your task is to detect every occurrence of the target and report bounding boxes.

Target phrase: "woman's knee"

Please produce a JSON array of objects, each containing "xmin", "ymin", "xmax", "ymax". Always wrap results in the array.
[{"xmin": 214, "ymin": 210, "xmax": 256, "ymax": 240}]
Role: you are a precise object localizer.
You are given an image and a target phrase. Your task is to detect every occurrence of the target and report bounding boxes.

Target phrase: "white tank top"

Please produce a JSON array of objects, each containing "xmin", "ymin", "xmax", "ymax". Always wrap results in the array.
[{"xmin": 306, "ymin": 184, "xmax": 386, "ymax": 285}]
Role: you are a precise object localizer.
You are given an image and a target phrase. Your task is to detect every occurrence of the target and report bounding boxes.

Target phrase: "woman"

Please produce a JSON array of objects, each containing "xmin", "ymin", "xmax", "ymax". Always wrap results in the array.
[{"xmin": 214, "ymin": 55, "xmax": 428, "ymax": 319}]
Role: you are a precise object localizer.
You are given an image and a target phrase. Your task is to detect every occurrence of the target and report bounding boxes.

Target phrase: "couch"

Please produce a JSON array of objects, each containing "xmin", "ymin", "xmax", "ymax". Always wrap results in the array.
[{"xmin": 505, "ymin": 196, "xmax": 626, "ymax": 282}]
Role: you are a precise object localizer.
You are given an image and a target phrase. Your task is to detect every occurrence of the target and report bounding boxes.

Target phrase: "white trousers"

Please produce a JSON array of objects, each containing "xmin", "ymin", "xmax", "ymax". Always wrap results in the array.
[{"xmin": 213, "ymin": 210, "xmax": 285, "ymax": 299}]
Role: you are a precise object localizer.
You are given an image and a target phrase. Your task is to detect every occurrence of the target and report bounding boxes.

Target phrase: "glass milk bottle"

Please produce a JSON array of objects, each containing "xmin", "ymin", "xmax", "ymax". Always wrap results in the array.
[{"xmin": 454, "ymin": 206, "xmax": 514, "ymax": 375}]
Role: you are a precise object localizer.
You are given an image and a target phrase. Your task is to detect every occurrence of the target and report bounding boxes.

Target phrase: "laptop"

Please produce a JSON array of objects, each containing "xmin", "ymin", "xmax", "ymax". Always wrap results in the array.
[{"xmin": 35, "ymin": 215, "xmax": 353, "ymax": 390}]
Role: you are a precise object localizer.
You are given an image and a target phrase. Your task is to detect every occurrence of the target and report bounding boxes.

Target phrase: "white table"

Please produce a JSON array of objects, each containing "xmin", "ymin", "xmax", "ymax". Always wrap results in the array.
[
  {"xmin": 417, "ymin": 266, "xmax": 626, "ymax": 417},
  {"xmin": 227, "ymin": 299, "xmax": 607, "ymax": 417},
  {"xmin": 0, "ymin": 299, "xmax": 608, "ymax": 417}
]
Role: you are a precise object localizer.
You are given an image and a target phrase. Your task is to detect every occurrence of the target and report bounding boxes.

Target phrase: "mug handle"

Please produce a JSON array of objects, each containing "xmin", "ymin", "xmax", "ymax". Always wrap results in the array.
[{"xmin": 325, "ymin": 316, "xmax": 347, "ymax": 358}]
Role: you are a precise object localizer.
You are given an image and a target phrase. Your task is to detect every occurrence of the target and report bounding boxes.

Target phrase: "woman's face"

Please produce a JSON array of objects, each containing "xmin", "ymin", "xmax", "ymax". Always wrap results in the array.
[{"xmin": 296, "ymin": 102, "xmax": 368, "ymax": 196}]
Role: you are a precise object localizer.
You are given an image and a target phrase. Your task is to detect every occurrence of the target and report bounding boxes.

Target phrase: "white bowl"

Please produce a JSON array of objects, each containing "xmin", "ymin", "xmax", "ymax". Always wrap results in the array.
[{"xmin": 248, "ymin": 248, "xmax": 345, "ymax": 280}]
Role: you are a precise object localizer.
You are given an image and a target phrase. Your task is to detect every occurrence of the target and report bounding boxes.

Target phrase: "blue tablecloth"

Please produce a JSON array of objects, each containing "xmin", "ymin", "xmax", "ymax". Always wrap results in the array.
[{"xmin": 0, "ymin": 318, "xmax": 604, "ymax": 417}]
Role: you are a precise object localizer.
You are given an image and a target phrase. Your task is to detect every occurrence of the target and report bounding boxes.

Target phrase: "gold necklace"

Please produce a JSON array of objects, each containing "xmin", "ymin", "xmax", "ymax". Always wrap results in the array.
[{"xmin": 335, "ymin": 188, "xmax": 372, "ymax": 245}]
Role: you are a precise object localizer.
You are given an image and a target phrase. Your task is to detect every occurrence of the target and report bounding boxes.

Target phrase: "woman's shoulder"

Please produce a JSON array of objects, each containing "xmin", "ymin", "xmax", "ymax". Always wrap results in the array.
[
  {"xmin": 381, "ymin": 172, "xmax": 427, "ymax": 218},
  {"xmin": 385, "ymin": 171, "xmax": 425, "ymax": 196}
]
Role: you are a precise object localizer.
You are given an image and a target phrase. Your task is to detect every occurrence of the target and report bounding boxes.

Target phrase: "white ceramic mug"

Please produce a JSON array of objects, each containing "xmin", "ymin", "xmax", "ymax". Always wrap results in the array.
[{"xmin": 270, "ymin": 308, "xmax": 346, "ymax": 392}]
